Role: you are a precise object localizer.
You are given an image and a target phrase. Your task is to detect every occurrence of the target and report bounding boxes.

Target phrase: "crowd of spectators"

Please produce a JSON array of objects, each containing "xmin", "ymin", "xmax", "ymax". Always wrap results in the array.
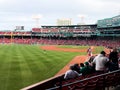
[
  {"xmin": 64, "ymin": 49, "xmax": 120, "ymax": 80},
  {"xmin": 0, "ymin": 37, "xmax": 120, "ymax": 49}
]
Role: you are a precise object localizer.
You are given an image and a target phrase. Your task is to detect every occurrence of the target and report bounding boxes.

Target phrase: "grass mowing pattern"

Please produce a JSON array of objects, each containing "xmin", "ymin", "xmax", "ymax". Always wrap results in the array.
[{"xmin": 0, "ymin": 44, "xmax": 82, "ymax": 90}]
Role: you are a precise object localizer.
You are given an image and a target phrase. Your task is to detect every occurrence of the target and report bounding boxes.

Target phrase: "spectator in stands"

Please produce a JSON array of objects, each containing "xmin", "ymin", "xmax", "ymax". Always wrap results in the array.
[
  {"xmin": 87, "ymin": 55, "xmax": 96, "ymax": 72},
  {"xmin": 109, "ymin": 48, "xmax": 119, "ymax": 71},
  {"xmin": 88, "ymin": 56, "xmax": 96, "ymax": 64},
  {"xmin": 73, "ymin": 63, "xmax": 80, "ymax": 73},
  {"xmin": 64, "ymin": 65, "xmax": 80, "ymax": 80},
  {"xmin": 80, "ymin": 62, "xmax": 93, "ymax": 75},
  {"xmin": 92, "ymin": 51, "xmax": 109, "ymax": 73},
  {"xmin": 80, "ymin": 63, "xmax": 84, "ymax": 69}
]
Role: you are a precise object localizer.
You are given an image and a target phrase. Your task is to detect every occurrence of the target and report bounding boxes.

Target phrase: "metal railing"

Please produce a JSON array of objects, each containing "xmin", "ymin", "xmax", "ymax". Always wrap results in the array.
[{"xmin": 46, "ymin": 69, "xmax": 120, "ymax": 90}]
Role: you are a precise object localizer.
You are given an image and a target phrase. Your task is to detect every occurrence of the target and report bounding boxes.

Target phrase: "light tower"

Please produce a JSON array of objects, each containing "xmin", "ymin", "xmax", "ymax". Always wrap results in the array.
[
  {"xmin": 32, "ymin": 14, "xmax": 42, "ymax": 28},
  {"xmin": 77, "ymin": 14, "xmax": 86, "ymax": 25}
]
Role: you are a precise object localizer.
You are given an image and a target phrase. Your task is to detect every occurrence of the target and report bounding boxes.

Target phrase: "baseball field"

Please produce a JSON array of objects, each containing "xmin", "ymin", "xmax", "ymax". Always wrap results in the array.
[{"xmin": 0, "ymin": 44, "xmax": 104, "ymax": 90}]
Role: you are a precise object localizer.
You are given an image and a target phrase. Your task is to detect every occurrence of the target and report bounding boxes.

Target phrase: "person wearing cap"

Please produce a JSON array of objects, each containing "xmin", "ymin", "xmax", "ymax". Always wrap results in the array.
[
  {"xmin": 80, "ymin": 62, "xmax": 93, "ymax": 75},
  {"xmin": 92, "ymin": 51, "xmax": 109, "ymax": 73}
]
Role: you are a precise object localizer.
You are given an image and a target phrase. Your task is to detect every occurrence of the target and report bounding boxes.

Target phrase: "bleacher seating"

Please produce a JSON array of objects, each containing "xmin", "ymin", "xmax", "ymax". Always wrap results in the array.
[
  {"xmin": 32, "ymin": 28, "xmax": 41, "ymax": 32},
  {"xmin": 48, "ymin": 70, "xmax": 120, "ymax": 90}
]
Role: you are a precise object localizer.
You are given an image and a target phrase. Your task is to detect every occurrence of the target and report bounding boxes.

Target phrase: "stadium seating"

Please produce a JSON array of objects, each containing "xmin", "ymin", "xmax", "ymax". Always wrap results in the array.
[{"xmin": 21, "ymin": 69, "xmax": 120, "ymax": 90}]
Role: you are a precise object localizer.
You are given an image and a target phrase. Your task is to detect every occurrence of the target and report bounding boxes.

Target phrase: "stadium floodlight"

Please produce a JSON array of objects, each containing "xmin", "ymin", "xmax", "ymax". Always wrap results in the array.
[
  {"xmin": 32, "ymin": 14, "xmax": 42, "ymax": 28},
  {"xmin": 77, "ymin": 14, "xmax": 87, "ymax": 25}
]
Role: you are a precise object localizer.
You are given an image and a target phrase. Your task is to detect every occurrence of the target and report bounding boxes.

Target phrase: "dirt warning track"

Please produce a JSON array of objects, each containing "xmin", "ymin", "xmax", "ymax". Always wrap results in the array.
[{"xmin": 41, "ymin": 45, "xmax": 88, "ymax": 52}]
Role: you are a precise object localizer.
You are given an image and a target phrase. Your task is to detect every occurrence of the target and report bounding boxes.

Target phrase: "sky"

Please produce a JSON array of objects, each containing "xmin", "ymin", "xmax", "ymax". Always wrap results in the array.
[{"xmin": 0, "ymin": 0, "xmax": 120, "ymax": 30}]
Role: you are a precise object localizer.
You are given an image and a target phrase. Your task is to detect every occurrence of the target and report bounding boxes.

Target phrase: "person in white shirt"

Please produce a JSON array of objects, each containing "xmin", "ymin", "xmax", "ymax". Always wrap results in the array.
[
  {"xmin": 92, "ymin": 51, "xmax": 109, "ymax": 73},
  {"xmin": 64, "ymin": 65, "xmax": 80, "ymax": 80}
]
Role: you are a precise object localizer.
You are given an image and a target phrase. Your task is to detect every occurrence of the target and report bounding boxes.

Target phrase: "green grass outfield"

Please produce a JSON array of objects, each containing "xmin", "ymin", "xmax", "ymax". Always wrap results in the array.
[{"xmin": 0, "ymin": 44, "xmax": 104, "ymax": 90}]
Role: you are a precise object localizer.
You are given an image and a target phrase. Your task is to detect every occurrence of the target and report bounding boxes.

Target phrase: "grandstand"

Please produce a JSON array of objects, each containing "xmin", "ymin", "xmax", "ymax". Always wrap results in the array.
[
  {"xmin": 32, "ymin": 24, "xmax": 97, "ymax": 38},
  {"xmin": 0, "ymin": 24, "xmax": 120, "ymax": 48},
  {"xmin": 97, "ymin": 15, "xmax": 120, "ymax": 37},
  {"xmin": 0, "ymin": 16, "xmax": 119, "ymax": 46},
  {"xmin": 0, "ymin": 15, "xmax": 119, "ymax": 39}
]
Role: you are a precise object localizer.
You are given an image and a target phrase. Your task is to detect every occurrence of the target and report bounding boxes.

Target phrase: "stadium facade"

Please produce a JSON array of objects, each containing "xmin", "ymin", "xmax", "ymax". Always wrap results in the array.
[
  {"xmin": 32, "ymin": 15, "xmax": 120, "ymax": 38},
  {"xmin": 97, "ymin": 15, "xmax": 120, "ymax": 37},
  {"xmin": 0, "ymin": 15, "xmax": 120, "ymax": 38},
  {"xmin": 0, "ymin": 15, "xmax": 120, "ymax": 47}
]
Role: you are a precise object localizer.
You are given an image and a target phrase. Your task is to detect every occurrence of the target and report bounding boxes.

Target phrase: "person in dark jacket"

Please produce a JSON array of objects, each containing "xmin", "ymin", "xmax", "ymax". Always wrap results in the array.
[
  {"xmin": 80, "ymin": 62, "xmax": 92, "ymax": 75},
  {"xmin": 109, "ymin": 48, "xmax": 119, "ymax": 71},
  {"xmin": 73, "ymin": 63, "xmax": 80, "ymax": 73}
]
